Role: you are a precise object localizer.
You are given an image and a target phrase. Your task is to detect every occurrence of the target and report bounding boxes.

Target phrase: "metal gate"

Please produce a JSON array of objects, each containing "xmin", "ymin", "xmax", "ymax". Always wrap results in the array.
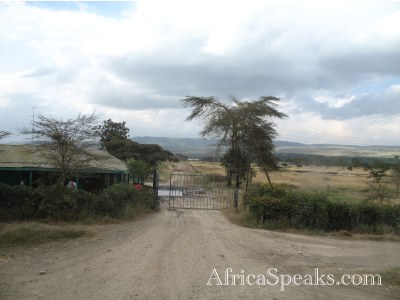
[{"xmin": 168, "ymin": 173, "xmax": 236, "ymax": 209}]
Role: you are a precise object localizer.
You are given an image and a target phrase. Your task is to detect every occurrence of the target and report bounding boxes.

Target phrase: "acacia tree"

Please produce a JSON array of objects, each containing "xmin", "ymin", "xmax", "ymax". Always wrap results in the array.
[
  {"xmin": 96, "ymin": 119, "xmax": 174, "ymax": 167},
  {"xmin": 364, "ymin": 161, "xmax": 391, "ymax": 204},
  {"xmin": 0, "ymin": 131, "xmax": 11, "ymax": 140},
  {"xmin": 181, "ymin": 96, "xmax": 287, "ymax": 185},
  {"xmin": 392, "ymin": 163, "xmax": 400, "ymax": 195},
  {"xmin": 21, "ymin": 112, "xmax": 101, "ymax": 184}
]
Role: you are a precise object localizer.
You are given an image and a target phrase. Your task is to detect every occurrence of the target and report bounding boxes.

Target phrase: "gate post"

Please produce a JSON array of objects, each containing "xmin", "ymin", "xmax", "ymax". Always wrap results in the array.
[
  {"xmin": 152, "ymin": 170, "xmax": 159, "ymax": 195},
  {"xmin": 168, "ymin": 173, "xmax": 172, "ymax": 209},
  {"xmin": 234, "ymin": 175, "xmax": 239, "ymax": 211}
]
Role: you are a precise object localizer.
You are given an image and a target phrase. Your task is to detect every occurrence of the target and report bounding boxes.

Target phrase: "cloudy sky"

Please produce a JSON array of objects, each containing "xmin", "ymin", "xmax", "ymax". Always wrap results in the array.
[{"xmin": 0, "ymin": 0, "xmax": 399, "ymax": 145}]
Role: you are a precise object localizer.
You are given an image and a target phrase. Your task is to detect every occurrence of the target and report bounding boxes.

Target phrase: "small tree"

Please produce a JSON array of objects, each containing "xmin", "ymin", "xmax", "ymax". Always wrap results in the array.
[
  {"xmin": 364, "ymin": 161, "xmax": 390, "ymax": 204},
  {"xmin": 128, "ymin": 159, "xmax": 151, "ymax": 183},
  {"xmin": 392, "ymin": 163, "xmax": 400, "ymax": 195},
  {"xmin": 21, "ymin": 112, "xmax": 102, "ymax": 184}
]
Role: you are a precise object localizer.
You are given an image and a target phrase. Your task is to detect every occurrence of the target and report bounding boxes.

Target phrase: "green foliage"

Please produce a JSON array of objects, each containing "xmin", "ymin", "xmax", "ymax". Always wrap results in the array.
[
  {"xmin": 182, "ymin": 96, "xmax": 287, "ymax": 184},
  {"xmin": 289, "ymin": 190, "xmax": 329, "ymax": 230},
  {"xmin": 244, "ymin": 184, "xmax": 287, "ymax": 207},
  {"xmin": 96, "ymin": 119, "xmax": 136, "ymax": 161},
  {"xmin": 364, "ymin": 162, "xmax": 391, "ymax": 203},
  {"xmin": 245, "ymin": 183, "xmax": 400, "ymax": 233},
  {"xmin": 96, "ymin": 118, "xmax": 174, "ymax": 166},
  {"xmin": 325, "ymin": 200, "xmax": 359, "ymax": 231},
  {"xmin": 134, "ymin": 143, "xmax": 174, "ymax": 167},
  {"xmin": 392, "ymin": 163, "xmax": 400, "ymax": 195},
  {"xmin": 0, "ymin": 183, "xmax": 159, "ymax": 221},
  {"xmin": 104, "ymin": 138, "xmax": 141, "ymax": 162},
  {"xmin": 128, "ymin": 159, "xmax": 151, "ymax": 182},
  {"xmin": 96, "ymin": 119, "xmax": 130, "ymax": 146}
]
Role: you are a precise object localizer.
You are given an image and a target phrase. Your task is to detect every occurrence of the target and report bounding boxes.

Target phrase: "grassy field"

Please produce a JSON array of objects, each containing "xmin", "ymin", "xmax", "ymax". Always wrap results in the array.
[
  {"xmin": 188, "ymin": 161, "xmax": 226, "ymax": 176},
  {"xmin": 169, "ymin": 161, "xmax": 400, "ymax": 204}
]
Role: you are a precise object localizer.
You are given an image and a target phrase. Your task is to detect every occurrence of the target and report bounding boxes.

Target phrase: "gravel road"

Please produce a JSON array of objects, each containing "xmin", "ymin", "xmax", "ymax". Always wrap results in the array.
[{"xmin": 1, "ymin": 200, "xmax": 400, "ymax": 299}]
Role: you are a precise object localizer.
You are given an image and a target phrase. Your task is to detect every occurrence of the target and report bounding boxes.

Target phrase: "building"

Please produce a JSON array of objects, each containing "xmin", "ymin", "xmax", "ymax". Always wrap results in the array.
[{"xmin": 0, "ymin": 144, "xmax": 129, "ymax": 190}]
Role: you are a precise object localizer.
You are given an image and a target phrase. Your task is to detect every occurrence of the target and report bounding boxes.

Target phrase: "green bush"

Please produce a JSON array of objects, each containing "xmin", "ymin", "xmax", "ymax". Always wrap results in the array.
[
  {"xmin": 0, "ymin": 183, "xmax": 159, "ymax": 221},
  {"xmin": 289, "ymin": 191, "xmax": 329, "ymax": 230},
  {"xmin": 326, "ymin": 201, "xmax": 359, "ymax": 231},
  {"xmin": 248, "ymin": 195, "xmax": 282, "ymax": 222},
  {"xmin": 246, "ymin": 185, "xmax": 329, "ymax": 230},
  {"xmin": 245, "ymin": 183, "xmax": 400, "ymax": 234}
]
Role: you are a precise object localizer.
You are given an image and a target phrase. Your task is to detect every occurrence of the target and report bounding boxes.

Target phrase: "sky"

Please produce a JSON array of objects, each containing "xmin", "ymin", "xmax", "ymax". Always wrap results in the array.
[{"xmin": 0, "ymin": 0, "xmax": 399, "ymax": 145}]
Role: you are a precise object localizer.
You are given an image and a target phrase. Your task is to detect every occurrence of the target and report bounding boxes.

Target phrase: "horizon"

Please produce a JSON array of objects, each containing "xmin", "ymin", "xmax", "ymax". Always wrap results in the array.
[{"xmin": 2, "ymin": 134, "xmax": 400, "ymax": 148}]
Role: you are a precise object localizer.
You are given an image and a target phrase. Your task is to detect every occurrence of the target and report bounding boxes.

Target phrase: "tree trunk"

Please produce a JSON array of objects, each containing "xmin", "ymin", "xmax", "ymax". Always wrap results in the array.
[{"xmin": 251, "ymin": 134, "xmax": 272, "ymax": 186}]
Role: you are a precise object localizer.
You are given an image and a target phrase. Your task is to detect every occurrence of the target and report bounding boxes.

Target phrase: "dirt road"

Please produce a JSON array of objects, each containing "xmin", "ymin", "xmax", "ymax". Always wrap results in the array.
[{"xmin": 1, "ymin": 200, "xmax": 400, "ymax": 300}]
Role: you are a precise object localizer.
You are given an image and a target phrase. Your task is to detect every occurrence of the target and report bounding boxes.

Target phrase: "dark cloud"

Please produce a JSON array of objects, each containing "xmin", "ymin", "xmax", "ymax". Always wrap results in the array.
[
  {"xmin": 91, "ymin": 86, "xmax": 180, "ymax": 111},
  {"xmin": 106, "ymin": 52, "xmax": 315, "ymax": 105},
  {"xmin": 318, "ymin": 48, "xmax": 400, "ymax": 87},
  {"xmin": 319, "ymin": 88, "xmax": 400, "ymax": 120}
]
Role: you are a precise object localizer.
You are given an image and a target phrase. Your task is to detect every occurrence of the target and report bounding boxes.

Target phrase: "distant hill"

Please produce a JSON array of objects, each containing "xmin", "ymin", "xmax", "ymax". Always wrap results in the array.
[
  {"xmin": 132, "ymin": 136, "xmax": 219, "ymax": 158},
  {"xmin": 132, "ymin": 136, "xmax": 400, "ymax": 159}
]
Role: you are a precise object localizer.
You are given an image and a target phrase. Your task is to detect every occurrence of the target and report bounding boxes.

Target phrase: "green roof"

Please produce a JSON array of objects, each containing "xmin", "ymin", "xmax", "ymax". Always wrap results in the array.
[{"xmin": 0, "ymin": 144, "xmax": 128, "ymax": 174}]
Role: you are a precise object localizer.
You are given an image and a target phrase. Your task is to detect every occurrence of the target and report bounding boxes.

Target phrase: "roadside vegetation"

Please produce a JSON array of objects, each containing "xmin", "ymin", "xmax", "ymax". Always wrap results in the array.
[
  {"xmin": 0, "ymin": 223, "xmax": 94, "ymax": 251},
  {"xmin": 0, "ymin": 182, "xmax": 159, "ymax": 250},
  {"xmin": 239, "ymin": 183, "xmax": 400, "ymax": 235},
  {"xmin": 0, "ymin": 183, "xmax": 159, "ymax": 222},
  {"xmin": 381, "ymin": 268, "xmax": 400, "ymax": 288}
]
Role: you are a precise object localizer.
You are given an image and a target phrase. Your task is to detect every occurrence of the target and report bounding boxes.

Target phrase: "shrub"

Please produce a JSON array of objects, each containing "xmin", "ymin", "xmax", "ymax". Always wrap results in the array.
[
  {"xmin": 244, "ymin": 184, "xmax": 287, "ymax": 207},
  {"xmin": 290, "ymin": 191, "xmax": 328, "ymax": 230},
  {"xmin": 0, "ymin": 183, "xmax": 159, "ymax": 221},
  {"xmin": 245, "ymin": 183, "xmax": 400, "ymax": 234},
  {"xmin": 248, "ymin": 195, "xmax": 282, "ymax": 223},
  {"xmin": 326, "ymin": 201, "xmax": 359, "ymax": 231}
]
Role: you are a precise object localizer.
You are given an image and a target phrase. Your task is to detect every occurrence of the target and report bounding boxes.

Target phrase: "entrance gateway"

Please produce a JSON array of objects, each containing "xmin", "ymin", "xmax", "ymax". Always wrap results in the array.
[{"xmin": 168, "ymin": 173, "xmax": 237, "ymax": 210}]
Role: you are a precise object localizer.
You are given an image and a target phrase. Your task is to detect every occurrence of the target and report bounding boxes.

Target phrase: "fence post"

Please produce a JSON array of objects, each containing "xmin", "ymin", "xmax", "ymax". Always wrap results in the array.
[
  {"xmin": 152, "ymin": 170, "xmax": 158, "ymax": 196},
  {"xmin": 234, "ymin": 175, "xmax": 239, "ymax": 211}
]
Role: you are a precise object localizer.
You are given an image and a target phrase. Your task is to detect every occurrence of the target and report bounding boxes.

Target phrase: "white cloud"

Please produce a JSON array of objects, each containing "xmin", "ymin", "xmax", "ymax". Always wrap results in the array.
[
  {"xmin": 313, "ymin": 94, "xmax": 356, "ymax": 108},
  {"xmin": 0, "ymin": 1, "xmax": 399, "ymax": 144}
]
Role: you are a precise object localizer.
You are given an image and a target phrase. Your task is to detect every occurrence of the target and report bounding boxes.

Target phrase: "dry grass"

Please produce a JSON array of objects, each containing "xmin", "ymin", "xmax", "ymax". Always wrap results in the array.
[
  {"xmin": 257, "ymin": 165, "xmax": 369, "ymax": 190},
  {"xmin": 265, "ymin": 165, "xmax": 400, "ymax": 203},
  {"xmin": 179, "ymin": 162, "xmax": 400, "ymax": 203},
  {"xmin": 188, "ymin": 161, "xmax": 226, "ymax": 176},
  {"xmin": 381, "ymin": 268, "xmax": 400, "ymax": 287},
  {"xmin": 186, "ymin": 162, "xmax": 371, "ymax": 190},
  {"xmin": 158, "ymin": 161, "xmax": 177, "ymax": 185}
]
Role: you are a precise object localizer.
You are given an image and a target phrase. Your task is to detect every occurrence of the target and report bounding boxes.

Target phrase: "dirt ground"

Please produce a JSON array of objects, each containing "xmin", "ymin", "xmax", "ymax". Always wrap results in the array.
[
  {"xmin": 0, "ymin": 201, "xmax": 399, "ymax": 300},
  {"xmin": 1, "ymin": 162, "xmax": 399, "ymax": 299}
]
